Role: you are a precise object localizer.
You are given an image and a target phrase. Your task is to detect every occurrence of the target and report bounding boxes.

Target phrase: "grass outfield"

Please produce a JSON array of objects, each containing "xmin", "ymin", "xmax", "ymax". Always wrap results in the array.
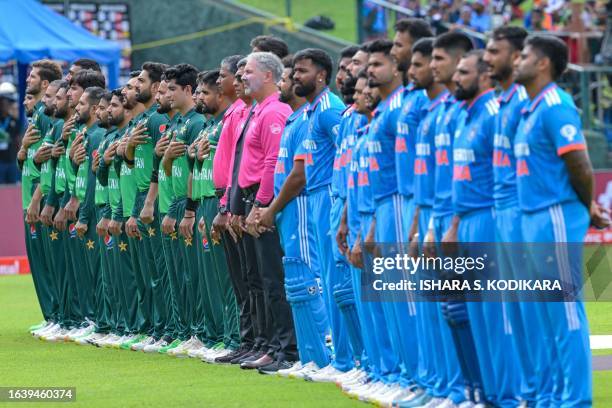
[{"xmin": 0, "ymin": 274, "xmax": 610, "ymax": 407}]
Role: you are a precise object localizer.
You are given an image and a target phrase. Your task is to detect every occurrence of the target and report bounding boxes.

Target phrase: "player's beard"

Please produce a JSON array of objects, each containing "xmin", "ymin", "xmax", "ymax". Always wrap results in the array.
[
  {"xmin": 76, "ymin": 110, "xmax": 89, "ymax": 125},
  {"xmin": 195, "ymin": 100, "xmax": 215, "ymax": 115},
  {"xmin": 454, "ymin": 80, "xmax": 479, "ymax": 101},
  {"xmin": 43, "ymin": 105, "xmax": 55, "ymax": 116},
  {"xmin": 136, "ymin": 88, "xmax": 152, "ymax": 104},
  {"xmin": 55, "ymin": 104, "xmax": 68, "ymax": 120},
  {"xmin": 294, "ymin": 80, "xmax": 316, "ymax": 98},
  {"xmin": 98, "ymin": 117, "xmax": 109, "ymax": 129},
  {"xmin": 489, "ymin": 63, "xmax": 513, "ymax": 83},
  {"xmin": 26, "ymin": 83, "xmax": 40, "ymax": 95},
  {"xmin": 123, "ymin": 96, "xmax": 137, "ymax": 110},
  {"xmin": 109, "ymin": 112, "xmax": 124, "ymax": 126},
  {"xmin": 157, "ymin": 102, "xmax": 171, "ymax": 114},
  {"xmin": 279, "ymin": 86, "xmax": 294, "ymax": 104}
]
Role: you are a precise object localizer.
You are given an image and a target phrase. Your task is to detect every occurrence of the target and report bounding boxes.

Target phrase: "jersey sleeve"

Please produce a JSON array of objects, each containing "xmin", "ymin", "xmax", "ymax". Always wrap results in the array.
[
  {"xmin": 542, "ymin": 104, "xmax": 586, "ymax": 156},
  {"xmin": 320, "ymin": 107, "xmax": 343, "ymax": 147},
  {"xmin": 254, "ymin": 109, "xmax": 288, "ymax": 204}
]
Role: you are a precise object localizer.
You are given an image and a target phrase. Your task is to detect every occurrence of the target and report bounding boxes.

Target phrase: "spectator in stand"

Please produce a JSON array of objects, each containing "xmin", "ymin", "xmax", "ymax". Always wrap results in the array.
[
  {"xmin": 362, "ymin": 0, "xmax": 388, "ymax": 41},
  {"xmin": 468, "ymin": 0, "xmax": 492, "ymax": 32},
  {"xmin": 0, "ymin": 84, "xmax": 19, "ymax": 184},
  {"xmin": 395, "ymin": 0, "xmax": 426, "ymax": 18}
]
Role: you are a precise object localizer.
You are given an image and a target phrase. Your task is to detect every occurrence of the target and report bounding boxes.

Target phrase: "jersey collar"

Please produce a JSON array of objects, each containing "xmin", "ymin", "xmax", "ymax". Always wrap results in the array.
[
  {"xmin": 373, "ymin": 85, "xmax": 404, "ymax": 117},
  {"xmin": 466, "ymin": 88, "xmax": 496, "ymax": 117},
  {"xmin": 522, "ymin": 82, "xmax": 558, "ymax": 114},
  {"xmin": 498, "ymin": 83, "xmax": 519, "ymax": 104},
  {"xmin": 428, "ymin": 90, "xmax": 449, "ymax": 112},
  {"xmin": 307, "ymin": 87, "xmax": 330, "ymax": 112},
  {"xmin": 287, "ymin": 103, "xmax": 308, "ymax": 123}
]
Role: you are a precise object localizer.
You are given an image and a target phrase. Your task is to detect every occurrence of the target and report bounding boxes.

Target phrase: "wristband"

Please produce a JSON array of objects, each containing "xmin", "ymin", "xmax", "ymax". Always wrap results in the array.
[
  {"xmin": 186, "ymin": 197, "xmax": 199, "ymax": 212},
  {"xmin": 123, "ymin": 156, "xmax": 135, "ymax": 166},
  {"xmin": 150, "ymin": 169, "xmax": 159, "ymax": 183}
]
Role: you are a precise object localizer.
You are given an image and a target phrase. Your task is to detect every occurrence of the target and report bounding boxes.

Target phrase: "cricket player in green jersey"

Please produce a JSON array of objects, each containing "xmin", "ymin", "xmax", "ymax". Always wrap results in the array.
[
  {"xmin": 20, "ymin": 60, "xmax": 62, "ymax": 336},
  {"xmin": 161, "ymin": 64, "xmax": 207, "ymax": 357},
  {"xmin": 142, "ymin": 78, "xmax": 184, "ymax": 354},
  {"xmin": 124, "ymin": 63, "xmax": 171, "ymax": 351},
  {"xmin": 70, "ymin": 87, "xmax": 108, "ymax": 343},
  {"xmin": 187, "ymin": 70, "xmax": 240, "ymax": 361}
]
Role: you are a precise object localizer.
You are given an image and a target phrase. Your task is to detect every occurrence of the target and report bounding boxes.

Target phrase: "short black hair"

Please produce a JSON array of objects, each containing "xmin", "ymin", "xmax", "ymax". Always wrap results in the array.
[
  {"xmin": 129, "ymin": 70, "xmax": 141, "ymax": 78},
  {"xmin": 367, "ymin": 39, "xmax": 394, "ymax": 56},
  {"xmin": 100, "ymin": 90, "xmax": 112, "ymax": 103},
  {"xmin": 359, "ymin": 42, "xmax": 371, "ymax": 53},
  {"xmin": 71, "ymin": 69, "xmax": 106, "ymax": 89},
  {"xmin": 433, "ymin": 31, "xmax": 474, "ymax": 56},
  {"xmin": 357, "ymin": 69, "xmax": 368, "ymax": 80},
  {"xmin": 72, "ymin": 58, "xmax": 101, "ymax": 72},
  {"xmin": 525, "ymin": 34, "xmax": 568, "ymax": 80},
  {"xmin": 491, "ymin": 26, "xmax": 528, "ymax": 51},
  {"xmin": 293, "ymin": 48, "xmax": 333, "ymax": 84},
  {"xmin": 31, "ymin": 60, "xmax": 63, "ymax": 83},
  {"xmin": 221, "ymin": 55, "xmax": 243, "ymax": 75},
  {"xmin": 111, "ymin": 88, "xmax": 125, "ymax": 103},
  {"xmin": 394, "ymin": 18, "xmax": 433, "ymax": 42},
  {"xmin": 197, "ymin": 69, "xmax": 220, "ymax": 88},
  {"xmin": 412, "ymin": 37, "xmax": 434, "ymax": 58},
  {"xmin": 49, "ymin": 79, "xmax": 67, "ymax": 90},
  {"xmin": 463, "ymin": 49, "xmax": 488, "ymax": 74},
  {"xmin": 340, "ymin": 45, "xmax": 360, "ymax": 60},
  {"xmin": 84, "ymin": 86, "xmax": 106, "ymax": 105},
  {"xmin": 250, "ymin": 35, "xmax": 289, "ymax": 59},
  {"xmin": 282, "ymin": 54, "xmax": 294, "ymax": 69},
  {"xmin": 141, "ymin": 62, "xmax": 168, "ymax": 83},
  {"xmin": 237, "ymin": 58, "xmax": 248, "ymax": 69},
  {"xmin": 164, "ymin": 63, "xmax": 198, "ymax": 92}
]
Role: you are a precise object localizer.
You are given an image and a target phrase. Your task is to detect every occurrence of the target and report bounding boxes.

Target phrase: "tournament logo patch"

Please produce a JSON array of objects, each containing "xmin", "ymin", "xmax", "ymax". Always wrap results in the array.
[
  {"xmin": 201, "ymin": 236, "xmax": 210, "ymax": 251},
  {"xmin": 104, "ymin": 234, "xmax": 114, "ymax": 250},
  {"xmin": 68, "ymin": 223, "xmax": 77, "ymax": 238},
  {"xmin": 29, "ymin": 224, "xmax": 37, "ymax": 239},
  {"xmin": 270, "ymin": 123, "xmax": 282, "ymax": 135},
  {"xmin": 159, "ymin": 124, "xmax": 167, "ymax": 133}
]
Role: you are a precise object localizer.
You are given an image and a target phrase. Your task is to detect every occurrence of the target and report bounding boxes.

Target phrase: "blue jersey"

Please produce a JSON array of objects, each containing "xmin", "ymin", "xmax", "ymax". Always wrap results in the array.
[
  {"xmin": 493, "ymin": 84, "xmax": 529, "ymax": 209},
  {"xmin": 296, "ymin": 87, "xmax": 345, "ymax": 193},
  {"xmin": 396, "ymin": 84, "xmax": 428, "ymax": 197},
  {"xmin": 332, "ymin": 107, "xmax": 366, "ymax": 199},
  {"xmin": 346, "ymin": 125, "xmax": 367, "ymax": 239},
  {"xmin": 433, "ymin": 94, "xmax": 465, "ymax": 217},
  {"xmin": 515, "ymin": 83, "xmax": 586, "ymax": 213},
  {"xmin": 358, "ymin": 125, "xmax": 375, "ymax": 214},
  {"xmin": 368, "ymin": 85, "xmax": 404, "ymax": 202},
  {"xmin": 274, "ymin": 104, "xmax": 309, "ymax": 196},
  {"xmin": 414, "ymin": 90, "xmax": 448, "ymax": 208},
  {"xmin": 452, "ymin": 89, "xmax": 498, "ymax": 215}
]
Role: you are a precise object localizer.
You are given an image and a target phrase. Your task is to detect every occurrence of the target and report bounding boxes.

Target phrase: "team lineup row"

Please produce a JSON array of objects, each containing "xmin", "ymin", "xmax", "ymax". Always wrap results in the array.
[{"xmin": 21, "ymin": 20, "xmax": 607, "ymax": 408}]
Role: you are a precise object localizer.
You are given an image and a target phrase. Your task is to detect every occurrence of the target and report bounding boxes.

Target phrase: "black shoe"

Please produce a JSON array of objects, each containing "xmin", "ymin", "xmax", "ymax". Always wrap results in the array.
[
  {"xmin": 230, "ymin": 349, "xmax": 254, "ymax": 365},
  {"xmin": 257, "ymin": 359, "xmax": 295, "ymax": 375},
  {"xmin": 215, "ymin": 348, "xmax": 245, "ymax": 364},
  {"xmin": 237, "ymin": 351, "xmax": 263, "ymax": 365}
]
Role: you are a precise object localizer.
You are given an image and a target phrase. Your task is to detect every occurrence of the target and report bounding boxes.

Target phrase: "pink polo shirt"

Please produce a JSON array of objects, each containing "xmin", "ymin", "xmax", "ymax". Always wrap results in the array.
[
  {"xmin": 220, "ymin": 101, "xmax": 252, "ymax": 208},
  {"xmin": 213, "ymin": 98, "xmax": 246, "ymax": 190},
  {"xmin": 238, "ymin": 92, "xmax": 291, "ymax": 205}
]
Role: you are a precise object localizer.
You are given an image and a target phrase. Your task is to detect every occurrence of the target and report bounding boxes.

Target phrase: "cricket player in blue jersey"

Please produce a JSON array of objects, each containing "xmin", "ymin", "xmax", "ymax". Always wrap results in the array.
[
  {"xmin": 484, "ymin": 26, "xmax": 544, "ymax": 407},
  {"xmin": 258, "ymin": 57, "xmax": 331, "ymax": 377},
  {"xmin": 390, "ymin": 18, "xmax": 432, "ymax": 236},
  {"xmin": 449, "ymin": 50, "xmax": 516, "ymax": 407},
  {"xmin": 514, "ymin": 35, "xmax": 609, "ymax": 408},
  {"xmin": 405, "ymin": 38, "xmax": 470, "ymax": 408},
  {"xmin": 292, "ymin": 48, "xmax": 354, "ymax": 380},
  {"xmin": 418, "ymin": 32, "xmax": 474, "ymax": 408},
  {"xmin": 363, "ymin": 39, "xmax": 419, "ymax": 393}
]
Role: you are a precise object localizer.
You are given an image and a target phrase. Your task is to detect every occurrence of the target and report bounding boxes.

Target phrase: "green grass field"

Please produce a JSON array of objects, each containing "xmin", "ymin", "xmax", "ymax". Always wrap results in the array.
[{"xmin": 1, "ymin": 274, "xmax": 611, "ymax": 407}]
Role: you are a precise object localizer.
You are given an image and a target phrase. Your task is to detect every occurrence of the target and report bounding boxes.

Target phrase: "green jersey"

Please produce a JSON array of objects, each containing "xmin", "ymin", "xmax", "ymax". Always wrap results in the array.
[
  {"xmin": 75, "ymin": 124, "xmax": 105, "ymax": 202},
  {"xmin": 158, "ymin": 114, "xmax": 181, "ymax": 215},
  {"xmin": 95, "ymin": 128, "xmax": 116, "ymax": 206},
  {"xmin": 171, "ymin": 109, "xmax": 206, "ymax": 200},
  {"xmin": 192, "ymin": 113, "xmax": 224, "ymax": 200},
  {"xmin": 134, "ymin": 105, "xmax": 169, "ymax": 192},
  {"xmin": 21, "ymin": 101, "xmax": 52, "ymax": 209},
  {"xmin": 64, "ymin": 123, "xmax": 84, "ymax": 196},
  {"xmin": 39, "ymin": 118, "xmax": 63, "ymax": 195},
  {"xmin": 107, "ymin": 127, "xmax": 125, "ymax": 220}
]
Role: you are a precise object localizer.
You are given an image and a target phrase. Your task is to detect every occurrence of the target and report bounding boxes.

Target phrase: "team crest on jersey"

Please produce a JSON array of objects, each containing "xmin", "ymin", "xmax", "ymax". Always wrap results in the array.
[
  {"xmin": 104, "ymin": 234, "xmax": 114, "ymax": 250},
  {"xmin": 29, "ymin": 224, "xmax": 37, "ymax": 239},
  {"xmin": 201, "ymin": 236, "xmax": 210, "ymax": 251},
  {"xmin": 468, "ymin": 128, "xmax": 477, "ymax": 141},
  {"xmin": 68, "ymin": 223, "xmax": 77, "ymax": 238},
  {"xmin": 402, "ymin": 100, "xmax": 413, "ymax": 115},
  {"xmin": 270, "ymin": 123, "xmax": 282, "ymax": 135},
  {"xmin": 560, "ymin": 124, "xmax": 577, "ymax": 142},
  {"xmin": 502, "ymin": 112, "xmax": 510, "ymax": 129},
  {"xmin": 159, "ymin": 124, "xmax": 167, "ymax": 133},
  {"xmin": 332, "ymin": 124, "xmax": 340, "ymax": 137},
  {"xmin": 307, "ymin": 285, "xmax": 317, "ymax": 295},
  {"xmin": 422, "ymin": 119, "xmax": 430, "ymax": 136},
  {"xmin": 444, "ymin": 112, "xmax": 452, "ymax": 125},
  {"xmin": 523, "ymin": 117, "xmax": 535, "ymax": 135}
]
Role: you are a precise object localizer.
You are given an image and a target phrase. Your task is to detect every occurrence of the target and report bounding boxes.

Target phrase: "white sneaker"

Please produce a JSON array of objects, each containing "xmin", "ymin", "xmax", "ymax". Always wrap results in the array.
[
  {"xmin": 168, "ymin": 336, "xmax": 195, "ymax": 357},
  {"xmin": 45, "ymin": 327, "xmax": 69, "ymax": 342},
  {"xmin": 100, "ymin": 334, "xmax": 121, "ymax": 347},
  {"xmin": 355, "ymin": 381, "xmax": 385, "ymax": 401},
  {"xmin": 381, "ymin": 386, "xmax": 417, "ymax": 407},
  {"xmin": 436, "ymin": 398, "xmax": 460, "ymax": 408},
  {"xmin": 277, "ymin": 361, "xmax": 303, "ymax": 377},
  {"xmin": 335, "ymin": 367, "xmax": 359, "ymax": 384},
  {"xmin": 338, "ymin": 368, "xmax": 366, "ymax": 388},
  {"xmin": 342, "ymin": 373, "xmax": 370, "ymax": 392},
  {"xmin": 70, "ymin": 325, "xmax": 95, "ymax": 342},
  {"xmin": 143, "ymin": 338, "xmax": 168, "ymax": 353},
  {"xmin": 458, "ymin": 402, "xmax": 475, "ymax": 408},
  {"xmin": 203, "ymin": 348, "xmax": 232, "ymax": 363},
  {"xmin": 364, "ymin": 382, "xmax": 392, "ymax": 403},
  {"xmin": 36, "ymin": 323, "xmax": 60, "ymax": 339},
  {"xmin": 305, "ymin": 364, "xmax": 345, "ymax": 383},
  {"xmin": 32, "ymin": 321, "xmax": 53, "ymax": 336},
  {"xmin": 291, "ymin": 361, "xmax": 321, "ymax": 379},
  {"xmin": 63, "ymin": 327, "xmax": 81, "ymax": 342},
  {"xmin": 85, "ymin": 332, "xmax": 107, "ymax": 346},
  {"xmin": 346, "ymin": 380, "xmax": 376, "ymax": 398},
  {"xmin": 371, "ymin": 383, "xmax": 401, "ymax": 406},
  {"xmin": 188, "ymin": 345, "xmax": 209, "ymax": 359},
  {"xmin": 131, "ymin": 336, "xmax": 156, "ymax": 351},
  {"xmin": 75, "ymin": 332, "xmax": 101, "ymax": 345},
  {"xmin": 422, "ymin": 397, "xmax": 446, "ymax": 408},
  {"xmin": 111, "ymin": 334, "xmax": 131, "ymax": 348}
]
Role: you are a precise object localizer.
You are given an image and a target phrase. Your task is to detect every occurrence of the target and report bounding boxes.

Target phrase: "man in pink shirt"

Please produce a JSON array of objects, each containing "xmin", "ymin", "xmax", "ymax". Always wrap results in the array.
[{"xmin": 238, "ymin": 51, "xmax": 297, "ymax": 372}]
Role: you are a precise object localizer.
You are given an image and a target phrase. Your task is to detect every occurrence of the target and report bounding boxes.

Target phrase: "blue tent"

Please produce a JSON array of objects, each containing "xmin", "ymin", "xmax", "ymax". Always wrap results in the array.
[{"xmin": 0, "ymin": 0, "xmax": 122, "ymax": 123}]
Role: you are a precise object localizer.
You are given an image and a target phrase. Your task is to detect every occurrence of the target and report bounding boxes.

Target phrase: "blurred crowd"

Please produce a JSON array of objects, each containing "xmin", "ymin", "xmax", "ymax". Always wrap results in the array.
[{"xmin": 0, "ymin": 82, "xmax": 20, "ymax": 184}]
